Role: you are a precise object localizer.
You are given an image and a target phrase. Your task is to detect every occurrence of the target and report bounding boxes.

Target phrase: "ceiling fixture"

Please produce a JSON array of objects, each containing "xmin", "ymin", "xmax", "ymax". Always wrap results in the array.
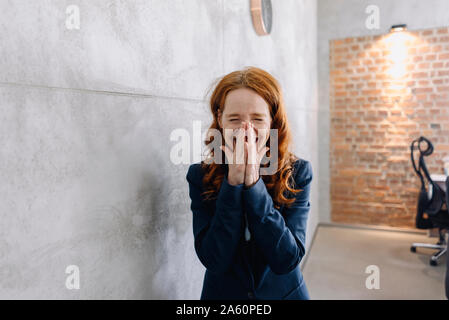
[{"xmin": 390, "ymin": 24, "xmax": 407, "ymax": 33}]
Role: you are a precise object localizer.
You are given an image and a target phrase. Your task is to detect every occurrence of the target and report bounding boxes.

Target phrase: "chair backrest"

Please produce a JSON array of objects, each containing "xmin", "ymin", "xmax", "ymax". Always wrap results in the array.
[
  {"xmin": 410, "ymin": 137, "xmax": 445, "ymax": 215},
  {"xmin": 427, "ymin": 178, "xmax": 446, "ymax": 215},
  {"xmin": 445, "ymin": 177, "xmax": 449, "ymax": 300},
  {"xmin": 446, "ymin": 177, "xmax": 449, "ymax": 212}
]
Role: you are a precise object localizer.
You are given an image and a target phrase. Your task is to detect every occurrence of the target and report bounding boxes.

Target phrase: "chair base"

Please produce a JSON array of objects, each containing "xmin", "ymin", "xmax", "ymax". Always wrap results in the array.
[{"xmin": 410, "ymin": 229, "xmax": 448, "ymax": 266}]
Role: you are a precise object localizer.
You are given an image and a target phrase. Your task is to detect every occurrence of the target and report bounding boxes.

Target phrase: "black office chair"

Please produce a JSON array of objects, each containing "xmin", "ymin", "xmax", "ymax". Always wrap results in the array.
[
  {"xmin": 410, "ymin": 136, "xmax": 449, "ymax": 266},
  {"xmin": 445, "ymin": 176, "xmax": 449, "ymax": 299}
]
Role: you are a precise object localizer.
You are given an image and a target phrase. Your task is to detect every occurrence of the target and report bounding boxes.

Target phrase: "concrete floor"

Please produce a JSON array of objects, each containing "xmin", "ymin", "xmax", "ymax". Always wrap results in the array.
[{"xmin": 302, "ymin": 224, "xmax": 447, "ymax": 299}]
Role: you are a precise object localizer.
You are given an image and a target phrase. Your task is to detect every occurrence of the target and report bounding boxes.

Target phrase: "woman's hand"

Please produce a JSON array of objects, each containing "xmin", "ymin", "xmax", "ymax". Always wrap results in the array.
[
  {"xmin": 220, "ymin": 124, "xmax": 247, "ymax": 186},
  {"xmin": 244, "ymin": 122, "xmax": 270, "ymax": 188}
]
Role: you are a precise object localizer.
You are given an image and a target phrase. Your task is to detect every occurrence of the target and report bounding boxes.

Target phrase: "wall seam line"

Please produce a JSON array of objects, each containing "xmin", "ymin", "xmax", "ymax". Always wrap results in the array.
[{"xmin": 0, "ymin": 81, "xmax": 205, "ymax": 103}]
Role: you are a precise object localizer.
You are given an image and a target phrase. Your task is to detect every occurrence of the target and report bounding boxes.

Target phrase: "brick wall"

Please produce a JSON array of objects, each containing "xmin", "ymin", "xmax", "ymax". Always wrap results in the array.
[{"xmin": 329, "ymin": 26, "xmax": 449, "ymax": 228}]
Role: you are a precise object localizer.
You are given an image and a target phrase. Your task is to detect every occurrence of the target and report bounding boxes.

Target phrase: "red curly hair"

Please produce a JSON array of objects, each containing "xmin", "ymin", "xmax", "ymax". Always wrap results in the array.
[{"xmin": 200, "ymin": 66, "xmax": 302, "ymax": 209}]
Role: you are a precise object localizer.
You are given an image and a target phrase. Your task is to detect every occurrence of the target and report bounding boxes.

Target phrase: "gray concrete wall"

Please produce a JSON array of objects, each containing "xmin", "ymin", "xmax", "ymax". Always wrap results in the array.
[
  {"xmin": 318, "ymin": 0, "xmax": 449, "ymax": 224},
  {"xmin": 0, "ymin": 0, "xmax": 318, "ymax": 299}
]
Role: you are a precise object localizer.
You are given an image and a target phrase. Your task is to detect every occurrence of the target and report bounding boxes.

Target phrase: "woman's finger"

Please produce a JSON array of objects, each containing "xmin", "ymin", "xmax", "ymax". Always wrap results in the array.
[
  {"xmin": 247, "ymin": 123, "xmax": 255, "ymax": 144},
  {"xmin": 257, "ymin": 146, "xmax": 270, "ymax": 163},
  {"xmin": 246, "ymin": 140, "xmax": 257, "ymax": 165},
  {"xmin": 234, "ymin": 128, "xmax": 246, "ymax": 164},
  {"xmin": 256, "ymin": 128, "xmax": 269, "ymax": 152}
]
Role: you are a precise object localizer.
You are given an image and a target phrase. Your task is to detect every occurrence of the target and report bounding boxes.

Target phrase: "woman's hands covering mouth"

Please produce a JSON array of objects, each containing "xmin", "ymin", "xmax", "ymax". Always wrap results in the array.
[{"xmin": 220, "ymin": 121, "xmax": 269, "ymax": 187}]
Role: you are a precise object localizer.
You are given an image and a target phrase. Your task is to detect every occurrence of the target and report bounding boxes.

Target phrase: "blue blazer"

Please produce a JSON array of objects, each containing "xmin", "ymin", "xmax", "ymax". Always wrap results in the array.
[{"xmin": 186, "ymin": 158, "xmax": 313, "ymax": 300}]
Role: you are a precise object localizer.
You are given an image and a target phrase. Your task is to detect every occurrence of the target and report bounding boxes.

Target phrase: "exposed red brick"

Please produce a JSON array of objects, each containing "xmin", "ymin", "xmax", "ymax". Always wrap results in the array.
[{"xmin": 329, "ymin": 27, "xmax": 449, "ymax": 228}]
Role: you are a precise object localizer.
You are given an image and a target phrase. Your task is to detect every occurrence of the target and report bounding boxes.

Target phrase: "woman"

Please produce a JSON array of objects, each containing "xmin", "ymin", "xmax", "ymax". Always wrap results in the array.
[{"xmin": 186, "ymin": 66, "xmax": 313, "ymax": 300}]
